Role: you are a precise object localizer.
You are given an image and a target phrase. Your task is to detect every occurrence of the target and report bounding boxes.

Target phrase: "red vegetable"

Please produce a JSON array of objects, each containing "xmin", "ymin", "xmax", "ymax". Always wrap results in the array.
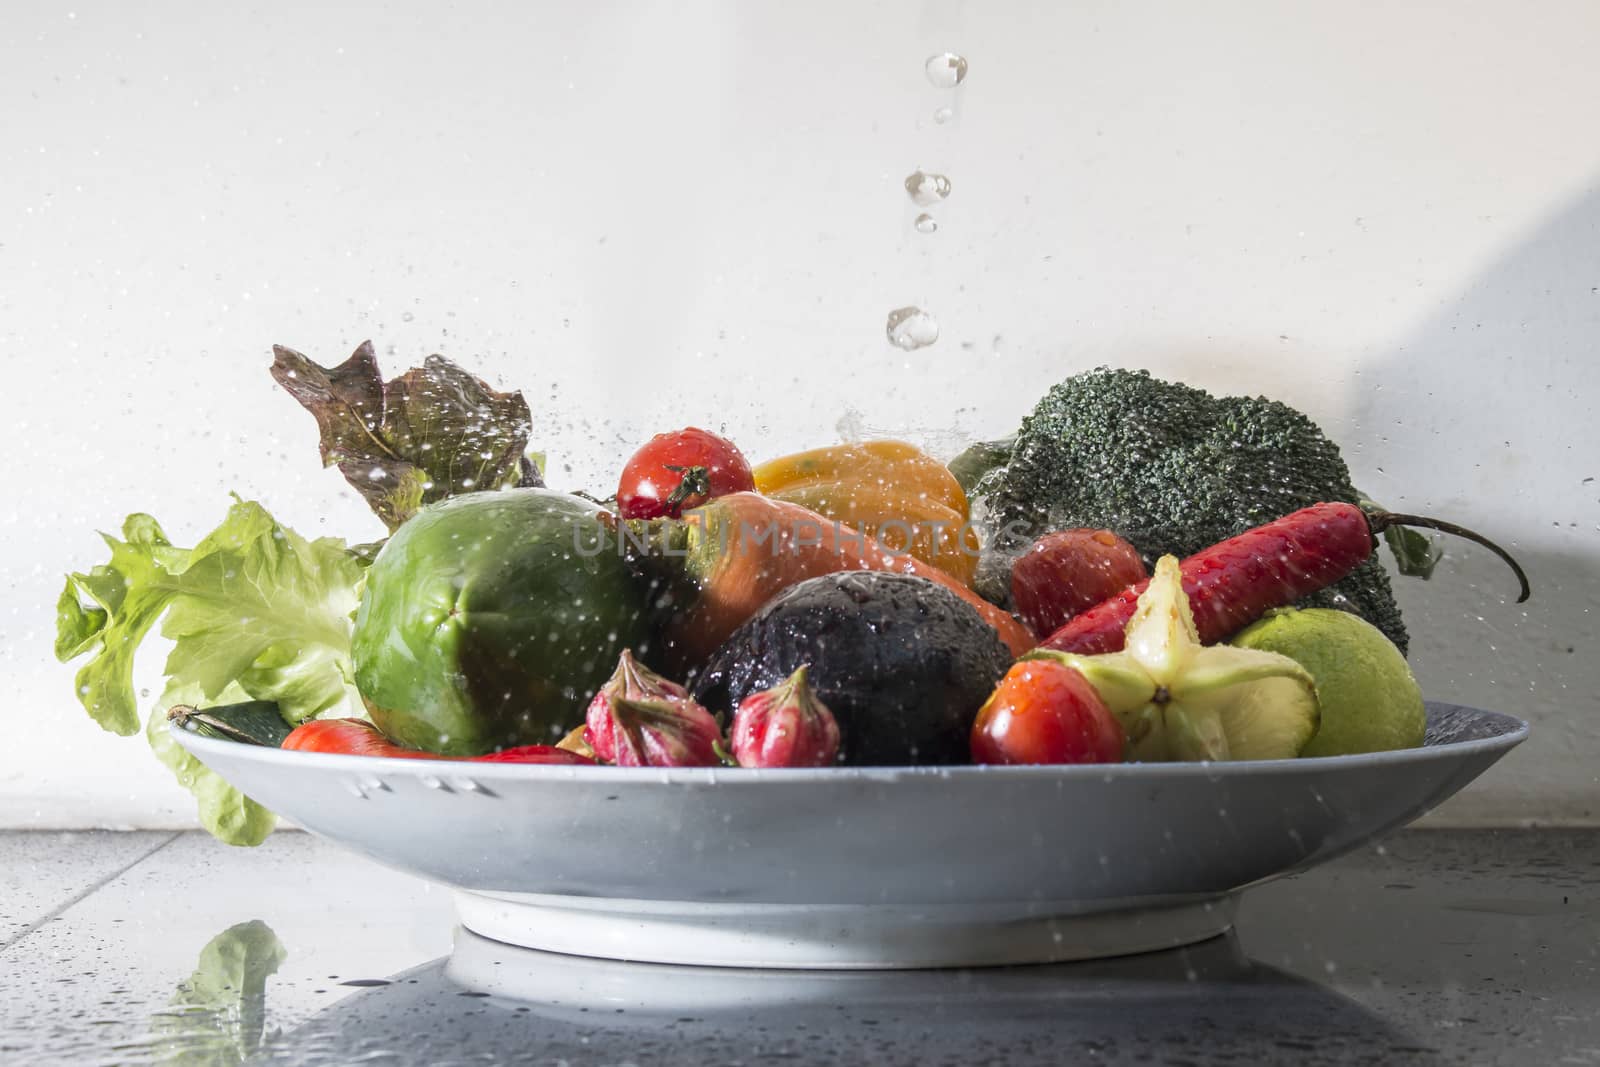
[
  {"xmin": 616, "ymin": 427, "xmax": 755, "ymax": 520},
  {"xmin": 1039, "ymin": 502, "xmax": 1530, "ymax": 656},
  {"xmin": 605, "ymin": 697, "xmax": 724, "ymax": 767},
  {"xmin": 583, "ymin": 650, "xmax": 696, "ymax": 763},
  {"xmin": 473, "ymin": 745, "xmax": 595, "ymax": 765},
  {"xmin": 1010, "ymin": 528, "xmax": 1148, "ymax": 637},
  {"xmin": 282, "ymin": 720, "xmax": 594, "ymax": 764},
  {"xmin": 729, "ymin": 666, "xmax": 842, "ymax": 769},
  {"xmin": 282, "ymin": 719, "xmax": 438, "ymax": 759},
  {"xmin": 644, "ymin": 492, "xmax": 1037, "ymax": 667},
  {"xmin": 970, "ymin": 659, "xmax": 1125, "ymax": 765}
]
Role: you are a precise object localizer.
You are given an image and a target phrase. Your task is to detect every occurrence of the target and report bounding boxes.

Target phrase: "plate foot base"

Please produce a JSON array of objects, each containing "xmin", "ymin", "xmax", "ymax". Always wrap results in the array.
[{"xmin": 454, "ymin": 891, "xmax": 1237, "ymax": 970}]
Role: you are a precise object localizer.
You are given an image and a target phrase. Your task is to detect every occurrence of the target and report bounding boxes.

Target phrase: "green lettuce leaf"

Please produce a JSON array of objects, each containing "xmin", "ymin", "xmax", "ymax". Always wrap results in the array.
[
  {"xmin": 55, "ymin": 498, "xmax": 366, "ymax": 843},
  {"xmin": 55, "ymin": 514, "xmax": 193, "ymax": 735},
  {"xmin": 270, "ymin": 341, "xmax": 542, "ymax": 530},
  {"xmin": 53, "ymin": 581, "xmax": 106, "ymax": 662},
  {"xmin": 148, "ymin": 919, "xmax": 286, "ymax": 1064},
  {"xmin": 157, "ymin": 500, "xmax": 365, "ymax": 723}
]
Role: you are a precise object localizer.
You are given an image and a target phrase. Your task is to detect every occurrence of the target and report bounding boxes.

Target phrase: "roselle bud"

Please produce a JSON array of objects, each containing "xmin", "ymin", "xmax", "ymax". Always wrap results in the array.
[
  {"xmin": 584, "ymin": 650, "xmax": 694, "ymax": 762},
  {"xmin": 730, "ymin": 666, "xmax": 841, "ymax": 768},
  {"xmin": 607, "ymin": 696, "xmax": 724, "ymax": 768}
]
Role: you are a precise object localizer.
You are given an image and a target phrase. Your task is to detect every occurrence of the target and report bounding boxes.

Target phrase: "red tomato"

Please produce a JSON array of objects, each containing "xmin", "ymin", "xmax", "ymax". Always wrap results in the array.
[
  {"xmin": 282, "ymin": 719, "xmax": 441, "ymax": 759},
  {"xmin": 970, "ymin": 660, "xmax": 1125, "ymax": 765},
  {"xmin": 1010, "ymin": 529, "xmax": 1148, "ymax": 638},
  {"xmin": 615, "ymin": 427, "xmax": 755, "ymax": 519}
]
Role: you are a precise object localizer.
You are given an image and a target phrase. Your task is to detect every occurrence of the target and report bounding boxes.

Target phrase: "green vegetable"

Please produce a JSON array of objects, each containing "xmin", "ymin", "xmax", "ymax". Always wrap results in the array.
[
  {"xmin": 168, "ymin": 701, "xmax": 295, "ymax": 747},
  {"xmin": 968, "ymin": 368, "xmax": 1409, "ymax": 653},
  {"xmin": 946, "ymin": 437, "xmax": 1014, "ymax": 496},
  {"xmin": 55, "ymin": 498, "xmax": 366, "ymax": 844},
  {"xmin": 148, "ymin": 919, "xmax": 286, "ymax": 1065},
  {"xmin": 353, "ymin": 488, "xmax": 654, "ymax": 754},
  {"xmin": 148, "ymin": 686, "xmax": 277, "ymax": 846},
  {"xmin": 270, "ymin": 341, "xmax": 543, "ymax": 531}
]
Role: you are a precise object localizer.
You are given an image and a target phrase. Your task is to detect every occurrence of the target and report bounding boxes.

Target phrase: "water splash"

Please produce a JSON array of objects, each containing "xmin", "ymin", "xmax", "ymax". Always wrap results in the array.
[
  {"xmin": 886, "ymin": 307, "xmax": 940, "ymax": 350},
  {"xmin": 904, "ymin": 170, "xmax": 952, "ymax": 206},
  {"xmin": 924, "ymin": 52, "xmax": 969, "ymax": 89}
]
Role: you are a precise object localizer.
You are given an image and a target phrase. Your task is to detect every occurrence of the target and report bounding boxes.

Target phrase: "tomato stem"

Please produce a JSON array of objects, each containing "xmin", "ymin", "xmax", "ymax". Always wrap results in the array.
[{"xmin": 664, "ymin": 464, "xmax": 712, "ymax": 510}]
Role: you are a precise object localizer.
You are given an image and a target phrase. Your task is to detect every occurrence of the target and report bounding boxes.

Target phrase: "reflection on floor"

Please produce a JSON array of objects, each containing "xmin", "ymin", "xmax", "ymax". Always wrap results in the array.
[{"xmin": 0, "ymin": 829, "xmax": 1594, "ymax": 1066}]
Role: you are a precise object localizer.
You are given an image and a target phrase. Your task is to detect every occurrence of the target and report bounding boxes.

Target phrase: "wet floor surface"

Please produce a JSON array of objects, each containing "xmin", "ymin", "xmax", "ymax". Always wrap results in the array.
[{"xmin": 0, "ymin": 829, "xmax": 1595, "ymax": 1066}]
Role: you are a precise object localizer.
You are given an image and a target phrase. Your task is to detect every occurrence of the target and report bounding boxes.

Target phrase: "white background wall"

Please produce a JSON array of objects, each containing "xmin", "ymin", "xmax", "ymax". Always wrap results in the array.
[{"xmin": 2, "ymin": 0, "xmax": 1596, "ymax": 829}]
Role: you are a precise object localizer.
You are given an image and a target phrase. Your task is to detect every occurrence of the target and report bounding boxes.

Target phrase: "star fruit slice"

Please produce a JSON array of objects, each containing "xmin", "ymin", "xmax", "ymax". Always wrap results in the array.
[{"xmin": 1024, "ymin": 555, "xmax": 1320, "ymax": 761}]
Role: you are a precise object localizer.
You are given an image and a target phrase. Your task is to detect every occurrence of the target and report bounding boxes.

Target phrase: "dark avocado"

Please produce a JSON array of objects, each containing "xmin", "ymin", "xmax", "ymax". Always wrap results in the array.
[
  {"xmin": 352, "ymin": 489, "xmax": 652, "ymax": 754},
  {"xmin": 690, "ymin": 571, "xmax": 1012, "ymax": 765}
]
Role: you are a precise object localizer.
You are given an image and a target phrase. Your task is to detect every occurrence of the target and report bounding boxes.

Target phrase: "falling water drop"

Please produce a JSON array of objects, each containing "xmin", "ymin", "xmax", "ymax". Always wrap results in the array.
[
  {"xmin": 933, "ymin": 105, "xmax": 954, "ymax": 125},
  {"xmin": 904, "ymin": 170, "xmax": 952, "ymax": 206},
  {"xmin": 924, "ymin": 53, "xmax": 969, "ymax": 89},
  {"xmin": 885, "ymin": 306, "xmax": 940, "ymax": 350},
  {"xmin": 913, "ymin": 213, "xmax": 938, "ymax": 234}
]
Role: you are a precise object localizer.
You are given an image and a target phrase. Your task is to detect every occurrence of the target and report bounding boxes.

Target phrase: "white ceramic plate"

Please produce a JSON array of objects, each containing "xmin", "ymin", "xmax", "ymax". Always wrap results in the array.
[{"xmin": 174, "ymin": 702, "xmax": 1525, "ymax": 969}]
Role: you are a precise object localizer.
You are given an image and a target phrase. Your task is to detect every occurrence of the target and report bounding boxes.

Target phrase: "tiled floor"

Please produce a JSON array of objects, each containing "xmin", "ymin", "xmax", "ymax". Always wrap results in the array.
[{"xmin": 1, "ymin": 829, "xmax": 1595, "ymax": 1065}]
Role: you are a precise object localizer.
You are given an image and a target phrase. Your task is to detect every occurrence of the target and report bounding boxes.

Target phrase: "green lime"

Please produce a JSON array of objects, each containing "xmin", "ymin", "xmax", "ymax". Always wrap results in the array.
[{"xmin": 1230, "ymin": 608, "xmax": 1425, "ymax": 757}]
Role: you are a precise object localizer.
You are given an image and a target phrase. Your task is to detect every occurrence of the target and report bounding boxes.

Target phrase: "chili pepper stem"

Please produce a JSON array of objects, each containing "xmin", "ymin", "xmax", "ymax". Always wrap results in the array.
[{"xmin": 1365, "ymin": 510, "xmax": 1531, "ymax": 603}]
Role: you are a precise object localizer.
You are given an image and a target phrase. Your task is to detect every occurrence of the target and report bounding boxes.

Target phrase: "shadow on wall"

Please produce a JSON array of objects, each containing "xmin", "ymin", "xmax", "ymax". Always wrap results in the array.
[{"xmin": 1349, "ymin": 183, "xmax": 1600, "ymax": 824}]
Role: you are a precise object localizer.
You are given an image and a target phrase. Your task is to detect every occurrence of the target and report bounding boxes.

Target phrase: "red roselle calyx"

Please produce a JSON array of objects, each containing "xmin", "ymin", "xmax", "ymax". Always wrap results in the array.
[
  {"xmin": 730, "ymin": 665, "xmax": 842, "ymax": 768},
  {"xmin": 584, "ymin": 650, "xmax": 695, "ymax": 762},
  {"xmin": 607, "ymin": 696, "xmax": 724, "ymax": 767}
]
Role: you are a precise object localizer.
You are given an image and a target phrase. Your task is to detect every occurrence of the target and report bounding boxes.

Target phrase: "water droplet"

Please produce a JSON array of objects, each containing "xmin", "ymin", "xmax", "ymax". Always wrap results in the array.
[
  {"xmin": 886, "ymin": 306, "xmax": 940, "ymax": 350},
  {"xmin": 344, "ymin": 780, "xmax": 368, "ymax": 799},
  {"xmin": 419, "ymin": 774, "xmax": 448, "ymax": 791},
  {"xmin": 401, "ymin": 311, "xmax": 415, "ymax": 322},
  {"xmin": 924, "ymin": 52, "xmax": 968, "ymax": 89},
  {"xmin": 913, "ymin": 213, "xmax": 938, "ymax": 234},
  {"xmin": 904, "ymin": 170, "xmax": 952, "ymax": 206},
  {"xmin": 933, "ymin": 105, "xmax": 954, "ymax": 125}
]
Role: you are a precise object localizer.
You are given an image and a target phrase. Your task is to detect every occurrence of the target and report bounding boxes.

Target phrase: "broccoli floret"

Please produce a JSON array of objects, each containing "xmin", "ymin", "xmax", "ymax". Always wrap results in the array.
[{"xmin": 968, "ymin": 368, "xmax": 1408, "ymax": 653}]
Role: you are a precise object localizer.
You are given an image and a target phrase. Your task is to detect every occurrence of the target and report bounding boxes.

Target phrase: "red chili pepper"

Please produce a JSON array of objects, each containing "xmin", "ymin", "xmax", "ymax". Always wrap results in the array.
[
  {"xmin": 473, "ymin": 745, "xmax": 594, "ymax": 765},
  {"xmin": 1038, "ymin": 502, "xmax": 1530, "ymax": 656},
  {"xmin": 281, "ymin": 720, "xmax": 595, "ymax": 764}
]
